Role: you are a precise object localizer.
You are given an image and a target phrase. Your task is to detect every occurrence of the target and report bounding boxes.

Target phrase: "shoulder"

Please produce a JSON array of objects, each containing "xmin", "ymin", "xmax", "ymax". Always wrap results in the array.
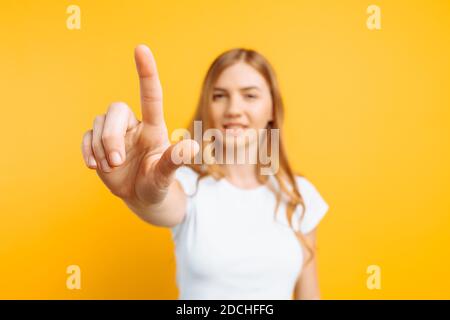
[
  {"xmin": 293, "ymin": 175, "xmax": 330, "ymax": 234},
  {"xmin": 295, "ymin": 176, "xmax": 325, "ymax": 200}
]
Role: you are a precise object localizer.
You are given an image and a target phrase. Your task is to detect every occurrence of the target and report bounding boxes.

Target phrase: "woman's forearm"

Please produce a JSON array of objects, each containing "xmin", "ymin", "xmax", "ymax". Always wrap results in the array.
[{"xmin": 123, "ymin": 180, "xmax": 187, "ymax": 227}]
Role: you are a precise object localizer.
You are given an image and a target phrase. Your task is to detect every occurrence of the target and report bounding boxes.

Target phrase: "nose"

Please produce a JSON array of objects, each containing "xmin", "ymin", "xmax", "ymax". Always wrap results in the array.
[{"xmin": 224, "ymin": 94, "xmax": 243, "ymax": 119}]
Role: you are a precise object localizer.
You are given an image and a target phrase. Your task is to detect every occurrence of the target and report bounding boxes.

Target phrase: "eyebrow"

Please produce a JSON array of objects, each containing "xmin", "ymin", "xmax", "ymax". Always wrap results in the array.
[{"xmin": 213, "ymin": 86, "xmax": 261, "ymax": 92}]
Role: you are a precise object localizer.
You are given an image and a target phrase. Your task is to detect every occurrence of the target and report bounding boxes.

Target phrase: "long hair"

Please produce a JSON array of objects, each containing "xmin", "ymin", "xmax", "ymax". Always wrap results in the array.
[{"xmin": 185, "ymin": 48, "xmax": 314, "ymax": 266}]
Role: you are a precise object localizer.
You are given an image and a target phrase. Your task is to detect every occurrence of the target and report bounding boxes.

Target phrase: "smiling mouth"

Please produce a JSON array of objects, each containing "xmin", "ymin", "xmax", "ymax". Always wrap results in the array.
[
  {"xmin": 223, "ymin": 124, "xmax": 248, "ymax": 129},
  {"xmin": 222, "ymin": 124, "xmax": 249, "ymax": 137}
]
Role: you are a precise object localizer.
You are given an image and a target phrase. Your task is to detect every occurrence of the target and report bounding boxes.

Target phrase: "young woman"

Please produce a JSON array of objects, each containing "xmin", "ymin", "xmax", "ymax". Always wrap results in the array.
[{"xmin": 81, "ymin": 45, "xmax": 329, "ymax": 300}]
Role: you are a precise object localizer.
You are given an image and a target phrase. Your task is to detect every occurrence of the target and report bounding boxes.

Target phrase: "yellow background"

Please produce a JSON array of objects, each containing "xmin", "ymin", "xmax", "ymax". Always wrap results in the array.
[{"xmin": 1, "ymin": 0, "xmax": 449, "ymax": 299}]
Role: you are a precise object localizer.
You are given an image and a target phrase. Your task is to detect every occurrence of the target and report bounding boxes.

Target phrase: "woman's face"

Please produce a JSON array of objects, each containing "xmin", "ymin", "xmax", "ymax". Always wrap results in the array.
[{"xmin": 209, "ymin": 62, "xmax": 273, "ymax": 149}]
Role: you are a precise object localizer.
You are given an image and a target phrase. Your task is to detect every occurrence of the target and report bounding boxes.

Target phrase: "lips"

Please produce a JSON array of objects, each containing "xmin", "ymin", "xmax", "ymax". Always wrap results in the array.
[
  {"xmin": 222, "ymin": 123, "xmax": 248, "ymax": 136},
  {"xmin": 223, "ymin": 123, "xmax": 248, "ymax": 129}
]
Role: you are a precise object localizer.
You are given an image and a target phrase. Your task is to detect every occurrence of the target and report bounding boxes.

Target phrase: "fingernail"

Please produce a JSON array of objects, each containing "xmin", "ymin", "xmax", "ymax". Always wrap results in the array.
[
  {"xmin": 110, "ymin": 152, "xmax": 122, "ymax": 166},
  {"xmin": 101, "ymin": 159, "xmax": 112, "ymax": 172},
  {"xmin": 88, "ymin": 156, "xmax": 97, "ymax": 168}
]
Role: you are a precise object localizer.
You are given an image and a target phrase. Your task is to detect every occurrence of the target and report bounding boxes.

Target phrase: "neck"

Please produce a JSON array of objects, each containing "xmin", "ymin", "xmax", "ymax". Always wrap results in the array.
[{"xmin": 221, "ymin": 163, "xmax": 260, "ymax": 188}]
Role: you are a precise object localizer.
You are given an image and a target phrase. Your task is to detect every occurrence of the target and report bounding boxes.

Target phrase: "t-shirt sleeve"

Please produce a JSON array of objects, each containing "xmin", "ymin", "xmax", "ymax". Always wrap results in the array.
[
  {"xmin": 170, "ymin": 166, "xmax": 199, "ymax": 240},
  {"xmin": 174, "ymin": 165, "xmax": 198, "ymax": 196},
  {"xmin": 292, "ymin": 176, "xmax": 330, "ymax": 234}
]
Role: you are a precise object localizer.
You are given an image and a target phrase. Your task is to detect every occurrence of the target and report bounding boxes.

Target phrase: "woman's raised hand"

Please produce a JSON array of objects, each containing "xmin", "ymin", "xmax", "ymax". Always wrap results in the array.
[{"xmin": 81, "ymin": 45, "xmax": 199, "ymax": 209}]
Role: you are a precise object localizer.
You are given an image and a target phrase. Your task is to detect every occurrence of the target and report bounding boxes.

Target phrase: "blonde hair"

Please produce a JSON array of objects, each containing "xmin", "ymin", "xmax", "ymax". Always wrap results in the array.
[{"xmin": 185, "ymin": 48, "xmax": 314, "ymax": 266}]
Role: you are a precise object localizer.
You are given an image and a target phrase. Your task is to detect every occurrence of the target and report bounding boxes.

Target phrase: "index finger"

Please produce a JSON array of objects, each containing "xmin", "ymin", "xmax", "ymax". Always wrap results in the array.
[{"xmin": 134, "ymin": 44, "xmax": 164, "ymax": 126}]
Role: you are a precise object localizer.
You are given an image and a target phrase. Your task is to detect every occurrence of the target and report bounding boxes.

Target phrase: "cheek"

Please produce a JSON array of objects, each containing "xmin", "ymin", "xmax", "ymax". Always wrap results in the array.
[
  {"xmin": 209, "ymin": 104, "xmax": 225, "ymax": 127},
  {"xmin": 249, "ymin": 101, "xmax": 273, "ymax": 127},
  {"xmin": 209, "ymin": 104, "xmax": 221, "ymax": 121}
]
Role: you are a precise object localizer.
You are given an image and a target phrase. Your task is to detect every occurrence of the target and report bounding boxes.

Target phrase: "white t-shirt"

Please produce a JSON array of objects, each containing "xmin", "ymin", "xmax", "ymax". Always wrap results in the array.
[{"xmin": 170, "ymin": 166, "xmax": 329, "ymax": 300}]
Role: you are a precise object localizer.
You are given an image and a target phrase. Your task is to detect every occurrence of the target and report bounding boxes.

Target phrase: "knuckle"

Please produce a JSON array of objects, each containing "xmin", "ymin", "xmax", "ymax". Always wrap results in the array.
[
  {"xmin": 91, "ymin": 140, "xmax": 103, "ymax": 151},
  {"xmin": 93, "ymin": 114, "xmax": 105, "ymax": 126},
  {"xmin": 101, "ymin": 134, "xmax": 117, "ymax": 146},
  {"xmin": 141, "ymin": 93, "xmax": 163, "ymax": 105},
  {"xmin": 109, "ymin": 101, "xmax": 129, "ymax": 112},
  {"xmin": 82, "ymin": 130, "xmax": 92, "ymax": 146}
]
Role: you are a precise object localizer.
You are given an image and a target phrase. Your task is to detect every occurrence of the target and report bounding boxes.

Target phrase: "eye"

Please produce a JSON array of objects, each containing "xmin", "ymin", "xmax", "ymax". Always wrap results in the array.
[
  {"xmin": 245, "ymin": 94, "xmax": 258, "ymax": 99},
  {"xmin": 212, "ymin": 93, "xmax": 226, "ymax": 100}
]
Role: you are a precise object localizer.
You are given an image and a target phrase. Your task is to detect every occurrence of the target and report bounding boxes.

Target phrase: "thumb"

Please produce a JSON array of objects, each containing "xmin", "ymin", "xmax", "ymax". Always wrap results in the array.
[{"xmin": 154, "ymin": 139, "xmax": 200, "ymax": 188}]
